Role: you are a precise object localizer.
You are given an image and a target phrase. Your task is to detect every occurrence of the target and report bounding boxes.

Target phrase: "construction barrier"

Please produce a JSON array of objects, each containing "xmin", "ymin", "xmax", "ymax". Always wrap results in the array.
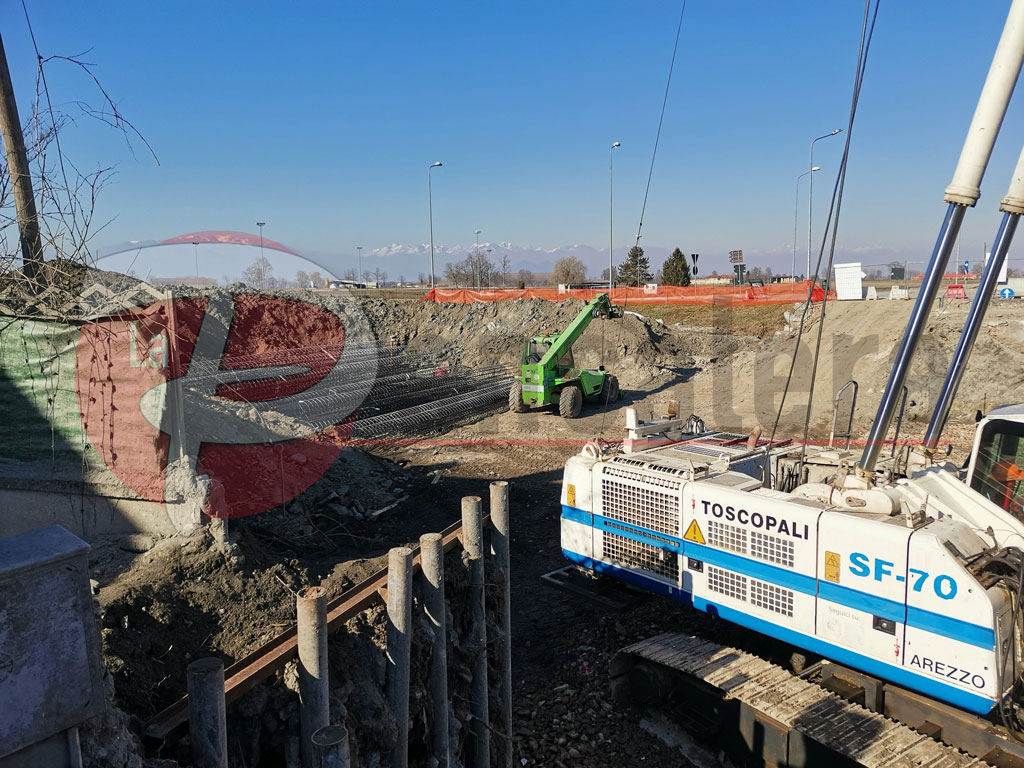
[{"xmin": 422, "ymin": 281, "xmax": 829, "ymax": 305}]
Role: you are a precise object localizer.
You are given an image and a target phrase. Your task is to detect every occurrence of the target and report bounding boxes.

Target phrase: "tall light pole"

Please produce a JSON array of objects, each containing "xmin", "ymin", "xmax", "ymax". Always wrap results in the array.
[
  {"xmin": 609, "ymin": 141, "xmax": 620, "ymax": 294},
  {"xmin": 793, "ymin": 167, "xmax": 819, "ymax": 281},
  {"xmin": 807, "ymin": 129, "xmax": 842, "ymax": 279},
  {"xmin": 192, "ymin": 241, "xmax": 199, "ymax": 280},
  {"xmin": 256, "ymin": 221, "xmax": 265, "ymax": 261},
  {"xmin": 428, "ymin": 161, "xmax": 442, "ymax": 289},
  {"xmin": 474, "ymin": 229, "xmax": 482, "ymax": 289},
  {"xmin": 357, "ymin": 245, "xmax": 362, "ymax": 285}
]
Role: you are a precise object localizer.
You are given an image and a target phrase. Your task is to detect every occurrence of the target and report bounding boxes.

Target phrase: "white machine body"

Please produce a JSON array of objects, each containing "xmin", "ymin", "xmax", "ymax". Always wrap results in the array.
[{"xmin": 560, "ymin": 426, "xmax": 1024, "ymax": 715}]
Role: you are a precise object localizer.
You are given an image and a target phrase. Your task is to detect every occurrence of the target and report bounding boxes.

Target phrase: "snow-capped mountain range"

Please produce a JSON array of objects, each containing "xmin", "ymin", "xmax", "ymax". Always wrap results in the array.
[{"xmin": 325, "ymin": 242, "xmax": 675, "ymax": 281}]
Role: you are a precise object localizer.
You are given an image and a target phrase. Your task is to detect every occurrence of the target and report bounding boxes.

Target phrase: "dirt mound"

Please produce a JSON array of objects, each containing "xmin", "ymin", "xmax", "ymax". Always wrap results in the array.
[
  {"xmin": 673, "ymin": 297, "xmax": 1024, "ymax": 441},
  {"xmin": 358, "ymin": 297, "xmax": 732, "ymax": 389}
]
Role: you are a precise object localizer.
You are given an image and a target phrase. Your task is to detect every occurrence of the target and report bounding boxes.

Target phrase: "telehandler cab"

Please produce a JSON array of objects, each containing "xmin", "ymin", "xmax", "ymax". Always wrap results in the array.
[{"xmin": 508, "ymin": 293, "xmax": 622, "ymax": 418}]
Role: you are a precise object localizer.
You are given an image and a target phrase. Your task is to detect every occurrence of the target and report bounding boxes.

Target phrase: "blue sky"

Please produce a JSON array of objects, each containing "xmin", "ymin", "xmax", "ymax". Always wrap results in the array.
[{"xmin": 2, "ymin": 2, "xmax": 1022, "ymax": 278}]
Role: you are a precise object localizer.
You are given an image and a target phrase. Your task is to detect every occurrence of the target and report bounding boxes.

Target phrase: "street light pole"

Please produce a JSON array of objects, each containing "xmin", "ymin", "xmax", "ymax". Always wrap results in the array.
[
  {"xmin": 793, "ymin": 167, "xmax": 819, "ymax": 281},
  {"xmin": 357, "ymin": 246, "xmax": 362, "ymax": 285},
  {"xmin": 609, "ymin": 141, "xmax": 620, "ymax": 294},
  {"xmin": 428, "ymin": 162, "xmax": 442, "ymax": 289},
  {"xmin": 474, "ymin": 229, "xmax": 482, "ymax": 290},
  {"xmin": 256, "ymin": 221, "xmax": 265, "ymax": 261},
  {"xmin": 807, "ymin": 129, "xmax": 842, "ymax": 280}
]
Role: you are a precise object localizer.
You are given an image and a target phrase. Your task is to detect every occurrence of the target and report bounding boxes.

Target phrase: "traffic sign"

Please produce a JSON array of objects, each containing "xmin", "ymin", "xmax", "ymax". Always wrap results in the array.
[
  {"xmin": 964, "ymin": 260, "xmax": 970, "ymax": 273},
  {"xmin": 1001, "ymin": 287, "xmax": 1015, "ymax": 300},
  {"xmin": 729, "ymin": 249, "xmax": 744, "ymax": 264}
]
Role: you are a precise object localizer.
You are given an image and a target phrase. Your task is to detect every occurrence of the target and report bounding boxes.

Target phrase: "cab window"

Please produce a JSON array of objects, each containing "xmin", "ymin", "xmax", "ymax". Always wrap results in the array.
[
  {"xmin": 525, "ymin": 342, "xmax": 550, "ymax": 364},
  {"xmin": 971, "ymin": 419, "xmax": 1024, "ymax": 518}
]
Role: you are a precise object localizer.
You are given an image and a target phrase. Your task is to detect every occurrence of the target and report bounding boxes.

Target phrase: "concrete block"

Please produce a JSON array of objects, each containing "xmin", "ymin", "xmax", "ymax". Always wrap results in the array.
[{"xmin": 0, "ymin": 525, "xmax": 104, "ymax": 759}]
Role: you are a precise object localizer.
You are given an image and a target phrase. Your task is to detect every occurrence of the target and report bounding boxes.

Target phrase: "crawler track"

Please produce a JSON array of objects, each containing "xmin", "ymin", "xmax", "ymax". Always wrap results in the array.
[{"xmin": 613, "ymin": 633, "xmax": 993, "ymax": 767}]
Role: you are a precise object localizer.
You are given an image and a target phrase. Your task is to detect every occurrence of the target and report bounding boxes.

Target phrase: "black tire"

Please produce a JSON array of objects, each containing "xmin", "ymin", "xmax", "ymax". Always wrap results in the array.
[
  {"xmin": 604, "ymin": 375, "xmax": 620, "ymax": 403},
  {"xmin": 509, "ymin": 380, "xmax": 528, "ymax": 413},
  {"xmin": 559, "ymin": 385, "xmax": 583, "ymax": 419}
]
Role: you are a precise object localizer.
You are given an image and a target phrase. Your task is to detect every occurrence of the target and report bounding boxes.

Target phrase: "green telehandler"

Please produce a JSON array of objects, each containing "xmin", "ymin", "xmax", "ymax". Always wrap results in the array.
[{"xmin": 508, "ymin": 293, "xmax": 622, "ymax": 418}]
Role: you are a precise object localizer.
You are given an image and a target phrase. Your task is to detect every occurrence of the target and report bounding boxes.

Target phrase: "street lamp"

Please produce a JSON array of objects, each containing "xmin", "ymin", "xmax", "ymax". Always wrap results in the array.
[
  {"xmin": 474, "ymin": 229, "xmax": 482, "ymax": 289},
  {"xmin": 609, "ymin": 141, "xmax": 620, "ymax": 294},
  {"xmin": 428, "ymin": 161, "xmax": 442, "ymax": 289},
  {"xmin": 807, "ymin": 129, "xmax": 842, "ymax": 279},
  {"xmin": 793, "ymin": 167, "xmax": 819, "ymax": 281},
  {"xmin": 192, "ymin": 241, "xmax": 199, "ymax": 280},
  {"xmin": 357, "ymin": 245, "xmax": 362, "ymax": 285},
  {"xmin": 255, "ymin": 221, "xmax": 265, "ymax": 262}
]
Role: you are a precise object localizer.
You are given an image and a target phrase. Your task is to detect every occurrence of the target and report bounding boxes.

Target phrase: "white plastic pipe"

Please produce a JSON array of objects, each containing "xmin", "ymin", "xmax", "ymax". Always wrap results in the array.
[
  {"xmin": 1002, "ymin": 142, "xmax": 1024, "ymax": 214},
  {"xmin": 944, "ymin": 0, "xmax": 1024, "ymax": 206}
]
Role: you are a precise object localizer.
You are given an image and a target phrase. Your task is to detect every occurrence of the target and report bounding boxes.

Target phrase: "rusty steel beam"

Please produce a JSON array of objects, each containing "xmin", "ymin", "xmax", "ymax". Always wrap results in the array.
[{"xmin": 143, "ymin": 516, "xmax": 481, "ymax": 743}]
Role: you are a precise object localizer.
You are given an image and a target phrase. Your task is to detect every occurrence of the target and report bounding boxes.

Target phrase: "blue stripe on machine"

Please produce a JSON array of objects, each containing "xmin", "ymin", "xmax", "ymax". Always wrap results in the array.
[
  {"xmin": 562, "ymin": 504, "xmax": 686, "ymax": 553},
  {"xmin": 908, "ymin": 605, "xmax": 995, "ymax": 650},
  {"xmin": 562, "ymin": 548, "xmax": 690, "ymax": 603},
  {"xmin": 562, "ymin": 505, "xmax": 995, "ymax": 652},
  {"xmin": 817, "ymin": 581, "xmax": 905, "ymax": 624},
  {"xmin": 561, "ymin": 504, "xmax": 592, "ymax": 525},
  {"xmin": 562, "ymin": 549, "xmax": 995, "ymax": 714},
  {"xmin": 693, "ymin": 597, "xmax": 995, "ymax": 715},
  {"xmin": 685, "ymin": 541, "xmax": 816, "ymax": 594}
]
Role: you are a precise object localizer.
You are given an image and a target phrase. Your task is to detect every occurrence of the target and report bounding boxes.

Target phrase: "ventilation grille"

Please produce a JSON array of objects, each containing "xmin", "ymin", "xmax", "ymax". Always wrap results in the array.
[
  {"xmin": 601, "ymin": 477, "xmax": 680, "ymax": 536},
  {"xmin": 603, "ymin": 464, "xmax": 682, "ymax": 491},
  {"xmin": 708, "ymin": 521, "xmax": 748, "ymax": 554},
  {"xmin": 603, "ymin": 532, "xmax": 678, "ymax": 582},
  {"xmin": 750, "ymin": 579, "xmax": 794, "ymax": 617},
  {"xmin": 751, "ymin": 531, "xmax": 795, "ymax": 568},
  {"xmin": 707, "ymin": 566, "xmax": 747, "ymax": 601}
]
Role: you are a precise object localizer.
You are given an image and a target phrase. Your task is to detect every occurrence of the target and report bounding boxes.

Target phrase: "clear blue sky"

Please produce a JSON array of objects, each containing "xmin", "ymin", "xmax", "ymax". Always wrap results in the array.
[{"xmin": 2, "ymin": 1, "xmax": 1022, "ymax": 277}]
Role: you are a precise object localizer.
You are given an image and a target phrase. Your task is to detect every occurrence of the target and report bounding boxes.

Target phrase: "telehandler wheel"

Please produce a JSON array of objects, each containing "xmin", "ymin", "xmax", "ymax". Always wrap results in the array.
[
  {"xmin": 559, "ymin": 385, "xmax": 583, "ymax": 419},
  {"xmin": 605, "ymin": 375, "xmax": 620, "ymax": 403},
  {"xmin": 509, "ymin": 381, "xmax": 528, "ymax": 413}
]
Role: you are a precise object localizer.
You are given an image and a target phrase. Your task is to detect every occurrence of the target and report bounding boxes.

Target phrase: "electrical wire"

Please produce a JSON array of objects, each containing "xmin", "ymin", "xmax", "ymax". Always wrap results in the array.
[
  {"xmin": 633, "ymin": 0, "xmax": 688, "ymax": 251},
  {"xmin": 600, "ymin": 0, "xmax": 688, "ymax": 440},
  {"xmin": 763, "ymin": 0, "xmax": 880, "ymax": 482},
  {"xmin": 799, "ymin": 0, "xmax": 880, "ymax": 467}
]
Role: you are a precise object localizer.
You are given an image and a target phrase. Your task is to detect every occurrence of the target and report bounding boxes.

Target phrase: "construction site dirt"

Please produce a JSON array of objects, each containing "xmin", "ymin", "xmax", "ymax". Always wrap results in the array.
[{"xmin": 69, "ymin": 292, "xmax": 1024, "ymax": 767}]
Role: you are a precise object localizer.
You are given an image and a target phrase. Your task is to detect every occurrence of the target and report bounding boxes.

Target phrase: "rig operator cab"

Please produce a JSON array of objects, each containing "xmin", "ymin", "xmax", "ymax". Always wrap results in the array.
[{"xmin": 968, "ymin": 405, "xmax": 1024, "ymax": 520}]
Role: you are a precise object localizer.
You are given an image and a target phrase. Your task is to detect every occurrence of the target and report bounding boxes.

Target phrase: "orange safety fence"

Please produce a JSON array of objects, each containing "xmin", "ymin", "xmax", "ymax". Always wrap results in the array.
[{"xmin": 421, "ymin": 280, "xmax": 830, "ymax": 305}]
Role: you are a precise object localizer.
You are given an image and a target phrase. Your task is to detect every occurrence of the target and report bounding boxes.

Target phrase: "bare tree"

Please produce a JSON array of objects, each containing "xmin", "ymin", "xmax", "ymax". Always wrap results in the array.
[
  {"xmin": 242, "ymin": 256, "xmax": 273, "ymax": 290},
  {"xmin": 551, "ymin": 256, "xmax": 586, "ymax": 285},
  {"xmin": 500, "ymin": 254, "xmax": 511, "ymax": 286},
  {"xmin": 0, "ymin": 38, "xmax": 157, "ymax": 310},
  {"xmin": 295, "ymin": 269, "xmax": 310, "ymax": 288},
  {"xmin": 517, "ymin": 268, "xmax": 534, "ymax": 288}
]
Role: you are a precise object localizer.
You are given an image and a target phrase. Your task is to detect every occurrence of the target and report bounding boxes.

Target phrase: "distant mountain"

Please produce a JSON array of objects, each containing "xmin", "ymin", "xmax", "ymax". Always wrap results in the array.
[{"xmin": 344, "ymin": 241, "xmax": 674, "ymax": 281}]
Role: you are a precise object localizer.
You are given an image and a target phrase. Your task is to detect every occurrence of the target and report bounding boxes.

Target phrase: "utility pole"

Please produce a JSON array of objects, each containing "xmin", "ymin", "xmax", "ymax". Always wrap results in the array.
[{"xmin": 0, "ymin": 33, "xmax": 43, "ymax": 278}]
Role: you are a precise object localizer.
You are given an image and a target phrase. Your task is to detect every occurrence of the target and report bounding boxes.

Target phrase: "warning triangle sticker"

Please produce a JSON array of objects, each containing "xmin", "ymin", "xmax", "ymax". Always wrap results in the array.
[
  {"xmin": 683, "ymin": 519, "xmax": 705, "ymax": 545},
  {"xmin": 825, "ymin": 552, "xmax": 840, "ymax": 568}
]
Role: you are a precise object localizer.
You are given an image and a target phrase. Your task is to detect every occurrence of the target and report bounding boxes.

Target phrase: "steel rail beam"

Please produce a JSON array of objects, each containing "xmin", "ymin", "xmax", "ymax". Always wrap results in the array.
[{"xmin": 142, "ymin": 515, "xmax": 486, "ymax": 743}]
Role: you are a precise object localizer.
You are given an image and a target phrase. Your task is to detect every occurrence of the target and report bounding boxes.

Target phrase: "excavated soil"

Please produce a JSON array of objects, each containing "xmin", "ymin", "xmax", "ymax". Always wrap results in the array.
[{"xmin": 77, "ymin": 293, "xmax": 1024, "ymax": 767}]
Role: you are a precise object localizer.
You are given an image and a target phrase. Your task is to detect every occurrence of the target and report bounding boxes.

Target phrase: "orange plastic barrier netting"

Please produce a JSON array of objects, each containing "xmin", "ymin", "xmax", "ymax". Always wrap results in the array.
[{"xmin": 421, "ymin": 281, "xmax": 828, "ymax": 305}]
